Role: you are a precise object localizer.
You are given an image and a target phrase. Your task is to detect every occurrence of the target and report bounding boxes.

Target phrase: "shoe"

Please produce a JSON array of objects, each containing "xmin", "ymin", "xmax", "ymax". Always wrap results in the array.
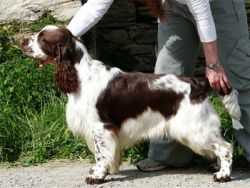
[{"xmin": 136, "ymin": 158, "xmax": 168, "ymax": 172}]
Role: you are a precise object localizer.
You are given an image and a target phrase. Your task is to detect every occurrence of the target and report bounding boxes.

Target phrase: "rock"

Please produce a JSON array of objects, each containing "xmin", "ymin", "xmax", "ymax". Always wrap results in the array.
[
  {"xmin": 0, "ymin": 0, "xmax": 81, "ymax": 23},
  {"xmin": 97, "ymin": 0, "xmax": 137, "ymax": 28}
]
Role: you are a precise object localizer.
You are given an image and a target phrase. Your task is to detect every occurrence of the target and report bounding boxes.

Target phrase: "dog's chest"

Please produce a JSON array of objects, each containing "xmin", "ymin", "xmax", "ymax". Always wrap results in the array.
[
  {"xmin": 65, "ymin": 63, "xmax": 120, "ymax": 136},
  {"xmin": 66, "ymin": 83, "xmax": 105, "ymax": 133}
]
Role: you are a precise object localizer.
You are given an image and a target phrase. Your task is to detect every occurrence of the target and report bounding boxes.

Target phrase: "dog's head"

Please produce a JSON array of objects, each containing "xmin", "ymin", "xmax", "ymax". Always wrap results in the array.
[
  {"xmin": 21, "ymin": 25, "xmax": 83, "ymax": 66},
  {"xmin": 21, "ymin": 25, "xmax": 84, "ymax": 93}
]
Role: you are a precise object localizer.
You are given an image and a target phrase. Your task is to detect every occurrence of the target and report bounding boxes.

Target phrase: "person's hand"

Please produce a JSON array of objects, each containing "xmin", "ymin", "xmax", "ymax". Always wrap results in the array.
[{"xmin": 205, "ymin": 63, "xmax": 231, "ymax": 95}]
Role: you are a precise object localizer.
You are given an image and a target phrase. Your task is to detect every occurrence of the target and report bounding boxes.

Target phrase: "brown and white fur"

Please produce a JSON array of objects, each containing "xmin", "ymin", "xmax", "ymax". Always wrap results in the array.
[{"xmin": 21, "ymin": 25, "xmax": 242, "ymax": 184}]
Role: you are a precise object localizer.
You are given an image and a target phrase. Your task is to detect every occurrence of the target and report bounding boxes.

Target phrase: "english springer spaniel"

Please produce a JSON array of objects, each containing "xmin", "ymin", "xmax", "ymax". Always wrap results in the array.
[{"xmin": 21, "ymin": 25, "xmax": 243, "ymax": 184}]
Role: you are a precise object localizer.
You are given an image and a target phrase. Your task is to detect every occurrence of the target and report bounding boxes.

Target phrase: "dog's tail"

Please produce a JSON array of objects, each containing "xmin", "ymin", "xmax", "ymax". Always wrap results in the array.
[{"xmin": 221, "ymin": 90, "xmax": 243, "ymax": 130}]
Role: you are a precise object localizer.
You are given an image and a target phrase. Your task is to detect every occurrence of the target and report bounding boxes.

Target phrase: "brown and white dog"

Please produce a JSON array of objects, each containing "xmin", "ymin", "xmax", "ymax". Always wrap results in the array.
[{"xmin": 21, "ymin": 25, "xmax": 243, "ymax": 184}]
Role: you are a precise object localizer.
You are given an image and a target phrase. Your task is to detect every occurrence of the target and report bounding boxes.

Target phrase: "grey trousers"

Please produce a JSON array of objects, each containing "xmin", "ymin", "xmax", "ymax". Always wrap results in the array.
[{"xmin": 149, "ymin": 0, "xmax": 250, "ymax": 165}]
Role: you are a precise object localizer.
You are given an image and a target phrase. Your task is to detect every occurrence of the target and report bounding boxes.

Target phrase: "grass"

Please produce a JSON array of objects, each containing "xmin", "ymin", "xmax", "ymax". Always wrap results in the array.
[
  {"xmin": 0, "ymin": 11, "xmax": 247, "ymax": 166},
  {"xmin": 18, "ymin": 97, "xmax": 92, "ymax": 165},
  {"xmin": 0, "ymin": 13, "xmax": 87, "ymax": 164}
]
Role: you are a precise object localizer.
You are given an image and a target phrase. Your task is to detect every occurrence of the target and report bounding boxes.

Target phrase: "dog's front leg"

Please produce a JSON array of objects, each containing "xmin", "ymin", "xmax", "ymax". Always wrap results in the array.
[{"xmin": 85, "ymin": 127, "xmax": 120, "ymax": 185}]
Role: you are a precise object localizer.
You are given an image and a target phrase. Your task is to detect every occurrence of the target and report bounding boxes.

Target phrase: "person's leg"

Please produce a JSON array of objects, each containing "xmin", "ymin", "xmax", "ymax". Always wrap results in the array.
[
  {"xmin": 235, "ymin": 90, "xmax": 250, "ymax": 161},
  {"xmin": 211, "ymin": 0, "xmax": 250, "ymax": 161},
  {"xmin": 137, "ymin": 2, "xmax": 201, "ymax": 170}
]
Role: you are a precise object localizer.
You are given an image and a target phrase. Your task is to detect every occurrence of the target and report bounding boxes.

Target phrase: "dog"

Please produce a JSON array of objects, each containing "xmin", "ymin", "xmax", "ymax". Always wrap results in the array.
[{"xmin": 21, "ymin": 25, "xmax": 243, "ymax": 184}]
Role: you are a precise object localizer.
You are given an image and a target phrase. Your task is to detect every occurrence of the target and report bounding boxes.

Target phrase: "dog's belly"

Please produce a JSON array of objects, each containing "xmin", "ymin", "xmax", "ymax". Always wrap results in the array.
[{"xmin": 118, "ymin": 109, "xmax": 169, "ymax": 149}]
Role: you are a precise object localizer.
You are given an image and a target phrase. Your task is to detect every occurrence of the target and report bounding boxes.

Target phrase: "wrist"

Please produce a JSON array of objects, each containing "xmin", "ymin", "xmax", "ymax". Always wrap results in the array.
[
  {"xmin": 202, "ymin": 41, "xmax": 219, "ymax": 66},
  {"xmin": 206, "ymin": 62, "xmax": 222, "ymax": 72},
  {"xmin": 206, "ymin": 62, "xmax": 220, "ymax": 68},
  {"xmin": 205, "ymin": 57, "xmax": 218, "ymax": 66}
]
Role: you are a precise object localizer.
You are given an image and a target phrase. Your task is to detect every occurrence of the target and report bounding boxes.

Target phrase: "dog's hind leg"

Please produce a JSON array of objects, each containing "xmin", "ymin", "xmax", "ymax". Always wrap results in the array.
[
  {"xmin": 85, "ymin": 126, "xmax": 120, "ymax": 185},
  {"xmin": 194, "ymin": 138, "xmax": 233, "ymax": 182},
  {"xmin": 211, "ymin": 140, "xmax": 233, "ymax": 182},
  {"xmin": 179, "ymin": 135, "xmax": 233, "ymax": 182},
  {"xmin": 170, "ymin": 113, "xmax": 233, "ymax": 182},
  {"xmin": 181, "ymin": 135, "xmax": 233, "ymax": 182},
  {"xmin": 169, "ymin": 98, "xmax": 234, "ymax": 182}
]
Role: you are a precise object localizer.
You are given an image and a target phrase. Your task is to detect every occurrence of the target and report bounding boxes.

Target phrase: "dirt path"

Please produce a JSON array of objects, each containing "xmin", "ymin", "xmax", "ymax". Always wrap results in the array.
[{"xmin": 0, "ymin": 160, "xmax": 250, "ymax": 188}]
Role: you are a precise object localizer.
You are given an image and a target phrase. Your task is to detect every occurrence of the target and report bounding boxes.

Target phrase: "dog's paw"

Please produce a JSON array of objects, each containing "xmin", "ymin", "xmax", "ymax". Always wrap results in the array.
[
  {"xmin": 85, "ymin": 175, "xmax": 105, "ymax": 185},
  {"xmin": 213, "ymin": 172, "xmax": 231, "ymax": 183}
]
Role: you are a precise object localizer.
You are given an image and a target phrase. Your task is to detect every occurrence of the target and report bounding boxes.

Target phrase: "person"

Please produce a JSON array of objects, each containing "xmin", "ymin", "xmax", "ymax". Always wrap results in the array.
[{"xmin": 67, "ymin": 0, "xmax": 250, "ymax": 170}]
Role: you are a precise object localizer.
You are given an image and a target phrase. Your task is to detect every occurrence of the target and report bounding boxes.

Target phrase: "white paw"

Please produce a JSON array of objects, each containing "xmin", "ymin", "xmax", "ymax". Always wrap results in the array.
[
  {"xmin": 213, "ymin": 171, "xmax": 231, "ymax": 182},
  {"xmin": 85, "ymin": 174, "xmax": 105, "ymax": 185},
  {"xmin": 86, "ymin": 165, "xmax": 108, "ymax": 184}
]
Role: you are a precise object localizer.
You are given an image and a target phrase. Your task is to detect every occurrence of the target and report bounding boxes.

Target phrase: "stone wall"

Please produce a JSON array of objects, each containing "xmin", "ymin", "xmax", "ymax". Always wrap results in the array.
[
  {"xmin": 0, "ymin": 0, "xmax": 81, "ymax": 22},
  {"xmin": 92, "ymin": 0, "xmax": 157, "ymax": 72}
]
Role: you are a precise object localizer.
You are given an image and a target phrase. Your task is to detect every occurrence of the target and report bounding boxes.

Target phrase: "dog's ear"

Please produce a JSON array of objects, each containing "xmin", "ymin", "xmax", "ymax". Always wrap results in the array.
[
  {"xmin": 55, "ymin": 29, "xmax": 80, "ymax": 93},
  {"xmin": 56, "ymin": 33, "xmax": 75, "ymax": 65}
]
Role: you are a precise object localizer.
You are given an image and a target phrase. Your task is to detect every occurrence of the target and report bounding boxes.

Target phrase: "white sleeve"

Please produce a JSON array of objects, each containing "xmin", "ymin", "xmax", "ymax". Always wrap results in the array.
[
  {"xmin": 185, "ymin": 0, "xmax": 217, "ymax": 42},
  {"xmin": 67, "ymin": 0, "xmax": 114, "ymax": 37}
]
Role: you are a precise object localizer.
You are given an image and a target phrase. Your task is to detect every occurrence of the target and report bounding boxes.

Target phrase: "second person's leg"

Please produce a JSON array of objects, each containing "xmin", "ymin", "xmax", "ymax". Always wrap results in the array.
[{"xmin": 137, "ymin": 2, "xmax": 201, "ymax": 171}]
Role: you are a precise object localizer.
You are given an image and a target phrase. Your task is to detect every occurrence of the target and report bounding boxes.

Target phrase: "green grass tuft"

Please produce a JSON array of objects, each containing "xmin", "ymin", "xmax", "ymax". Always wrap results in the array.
[{"xmin": 18, "ymin": 97, "xmax": 92, "ymax": 166}]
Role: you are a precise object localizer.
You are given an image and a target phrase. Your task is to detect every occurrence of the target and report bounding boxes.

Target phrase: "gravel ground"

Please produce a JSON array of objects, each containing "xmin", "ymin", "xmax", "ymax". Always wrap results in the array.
[{"xmin": 0, "ymin": 160, "xmax": 250, "ymax": 188}]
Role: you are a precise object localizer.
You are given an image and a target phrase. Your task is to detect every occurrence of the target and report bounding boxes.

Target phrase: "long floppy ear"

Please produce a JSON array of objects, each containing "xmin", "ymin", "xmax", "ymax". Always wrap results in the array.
[
  {"xmin": 57, "ymin": 43, "xmax": 63, "ymax": 64},
  {"xmin": 55, "ymin": 31, "xmax": 79, "ymax": 93}
]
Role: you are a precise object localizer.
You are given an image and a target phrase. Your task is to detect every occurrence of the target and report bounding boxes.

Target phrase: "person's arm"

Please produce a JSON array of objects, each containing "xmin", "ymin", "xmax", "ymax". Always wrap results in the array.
[
  {"xmin": 185, "ymin": 0, "xmax": 231, "ymax": 93},
  {"xmin": 67, "ymin": 0, "xmax": 114, "ymax": 37},
  {"xmin": 185, "ymin": 0, "xmax": 216, "ymax": 43},
  {"xmin": 203, "ymin": 41, "xmax": 230, "ymax": 94}
]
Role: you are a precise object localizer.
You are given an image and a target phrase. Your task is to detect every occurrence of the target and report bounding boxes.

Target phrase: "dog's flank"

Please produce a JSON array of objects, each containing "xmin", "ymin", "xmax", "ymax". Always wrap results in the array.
[
  {"xmin": 96, "ymin": 72, "xmax": 184, "ymax": 130},
  {"xmin": 21, "ymin": 25, "xmax": 242, "ymax": 184}
]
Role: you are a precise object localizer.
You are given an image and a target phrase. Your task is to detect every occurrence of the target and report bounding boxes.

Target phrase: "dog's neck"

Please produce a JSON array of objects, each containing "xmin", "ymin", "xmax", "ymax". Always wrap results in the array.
[{"xmin": 75, "ymin": 40, "xmax": 92, "ymax": 63}]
